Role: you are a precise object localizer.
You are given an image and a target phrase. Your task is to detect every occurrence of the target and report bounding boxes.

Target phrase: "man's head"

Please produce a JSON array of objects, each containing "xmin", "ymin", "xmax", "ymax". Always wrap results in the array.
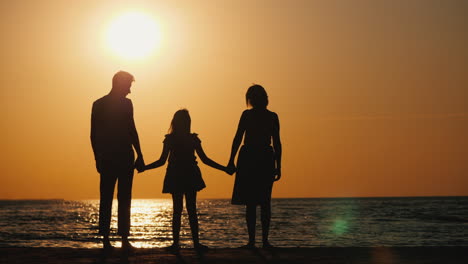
[{"xmin": 111, "ymin": 71, "xmax": 135, "ymax": 97}]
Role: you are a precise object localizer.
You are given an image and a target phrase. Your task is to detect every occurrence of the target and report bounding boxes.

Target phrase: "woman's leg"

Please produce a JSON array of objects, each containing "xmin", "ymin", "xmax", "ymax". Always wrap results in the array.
[
  {"xmin": 260, "ymin": 202, "xmax": 272, "ymax": 247},
  {"xmin": 245, "ymin": 203, "xmax": 257, "ymax": 247},
  {"xmin": 171, "ymin": 193, "xmax": 183, "ymax": 247}
]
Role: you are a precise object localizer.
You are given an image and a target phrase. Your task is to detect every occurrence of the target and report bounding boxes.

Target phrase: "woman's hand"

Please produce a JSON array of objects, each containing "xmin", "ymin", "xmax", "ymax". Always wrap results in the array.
[
  {"xmin": 95, "ymin": 159, "xmax": 102, "ymax": 174},
  {"xmin": 274, "ymin": 168, "xmax": 281, "ymax": 181}
]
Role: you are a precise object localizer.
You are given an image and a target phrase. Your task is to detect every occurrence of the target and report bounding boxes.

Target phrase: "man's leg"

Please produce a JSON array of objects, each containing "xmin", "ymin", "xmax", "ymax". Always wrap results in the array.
[
  {"xmin": 117, "ymin": 170, "xmax": 134, "ymax": 249},
  {"xmin": 99, "ymin": 172, "xmax": 117, "ymax": 249}
]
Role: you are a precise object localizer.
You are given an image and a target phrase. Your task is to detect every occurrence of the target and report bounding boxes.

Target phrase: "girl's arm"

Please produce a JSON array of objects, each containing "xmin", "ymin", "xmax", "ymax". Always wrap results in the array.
[
  {"xmin": 144, "ymin": 143, "xmax": 170, "ymax": 171},
  {"xmin": 272, "ymin": 113, "xmax": 282, "ymax": 181},
  {"xmin": 195, "ymin": 144, "xmax": 228, "ymax": 173},
  {"xmin": 227, "ymin": 111, "xmax": 247, "ymax": 169}
]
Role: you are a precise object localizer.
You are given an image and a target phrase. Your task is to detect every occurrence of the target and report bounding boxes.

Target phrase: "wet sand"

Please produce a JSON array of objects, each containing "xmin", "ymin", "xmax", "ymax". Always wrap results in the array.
[{"xmin": 1, "ymin": 247, "xmax": 467, "ymax": 264}]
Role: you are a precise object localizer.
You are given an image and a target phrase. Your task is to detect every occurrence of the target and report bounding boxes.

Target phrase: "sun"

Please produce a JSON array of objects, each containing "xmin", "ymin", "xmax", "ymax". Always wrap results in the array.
[{"xmin": 106, "ymin": 12, "xmax": 160, "ymax": 60}]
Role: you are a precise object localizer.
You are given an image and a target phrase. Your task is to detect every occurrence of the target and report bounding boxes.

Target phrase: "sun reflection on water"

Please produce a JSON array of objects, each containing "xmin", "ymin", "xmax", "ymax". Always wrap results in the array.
[{"xmin": 128, "ymin": 199, "xmax": 173, "ymax": 248}]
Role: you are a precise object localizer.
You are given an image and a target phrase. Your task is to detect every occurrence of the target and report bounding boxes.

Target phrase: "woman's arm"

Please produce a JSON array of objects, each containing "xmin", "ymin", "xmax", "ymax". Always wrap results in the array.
[
  {"xmin": 272, "ymin": 113, "xmax": 282, "ymax": 181},
  {"xmin": 227, "ymin": 112, "xmax": 247, "ymax": 169},
  {"xmin": 144, "ymin": 143, "xmax": 170, "ymax": 171},
  {"xmin": 196, "ymin": 144, "xmax": 228, "ymax": 173}
]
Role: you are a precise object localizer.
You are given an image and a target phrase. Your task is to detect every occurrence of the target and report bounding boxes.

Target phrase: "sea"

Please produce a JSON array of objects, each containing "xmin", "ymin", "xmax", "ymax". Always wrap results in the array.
[{"xmin": 0, "ymin": 197, "xmax": 467, "ymax": 248}]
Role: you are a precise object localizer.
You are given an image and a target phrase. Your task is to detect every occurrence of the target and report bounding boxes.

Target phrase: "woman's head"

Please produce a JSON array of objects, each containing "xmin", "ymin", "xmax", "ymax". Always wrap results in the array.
[
  {"xmin": 246, "ymin": 84, "xmax": 268, "ymax": 109},
  {"xmin": 169, "ymin": 109, "xmax": 191, "ymax": 134}
]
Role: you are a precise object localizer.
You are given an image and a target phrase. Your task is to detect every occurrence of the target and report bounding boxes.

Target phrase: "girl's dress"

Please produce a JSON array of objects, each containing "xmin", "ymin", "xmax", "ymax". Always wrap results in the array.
[
  {"xmin": 231, "ymin": 109, "xmax": 278, "ymax": 205},
  {"xmin": 162, "ymin": 133, "xmax": 206, "ymax": 194}
]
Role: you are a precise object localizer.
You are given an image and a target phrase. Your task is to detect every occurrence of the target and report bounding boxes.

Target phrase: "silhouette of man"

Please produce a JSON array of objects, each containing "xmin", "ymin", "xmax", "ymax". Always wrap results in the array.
[{"xmin": 90, "ymin": 71, "xmax": 144, "ymax": 250}]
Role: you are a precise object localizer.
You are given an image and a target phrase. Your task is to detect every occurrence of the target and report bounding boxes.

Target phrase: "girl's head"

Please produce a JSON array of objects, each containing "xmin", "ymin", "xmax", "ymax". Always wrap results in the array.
[
  {"xmin": 169, "ymin": 109, "xmax": 191, "ymax": 134},
  {"xmin": 246, "ymin": 84, "xmax": 268, "ymax": 109}
]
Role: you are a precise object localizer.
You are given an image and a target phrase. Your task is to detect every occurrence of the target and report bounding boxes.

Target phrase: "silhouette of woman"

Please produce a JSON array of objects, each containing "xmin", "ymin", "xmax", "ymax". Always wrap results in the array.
[
  {"xmin": 141, "ymin": 109, "xmax": 230, "ymax": 252},
  {"xmin": 228, "ymin": 84, "xmax": 282, "ymax": 248}
]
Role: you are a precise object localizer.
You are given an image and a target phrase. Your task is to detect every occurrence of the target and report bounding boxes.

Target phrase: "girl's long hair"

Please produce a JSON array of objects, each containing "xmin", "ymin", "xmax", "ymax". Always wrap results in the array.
[{"xmin": 169, "ymin": 109, "xmax": 191, "ymax": 135}]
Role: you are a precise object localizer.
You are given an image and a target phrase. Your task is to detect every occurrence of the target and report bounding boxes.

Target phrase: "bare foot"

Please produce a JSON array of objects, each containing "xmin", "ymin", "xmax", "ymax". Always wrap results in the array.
[
  {"xmin": 262, "ymin": 241, "xmax": 275, "ymax": 249},
  {"xmin": 164, "ymin": 243, "xmax": 180, "ymax": 253},
  {"xmin": 194, "ymin": 243, "xmax": 209, "ymax": 252},
  {"xmin": 102, "ymin": 237, "xmax": 114, "ymax": 251},
  {"xmin": 121, "ymin": 240, "xmax": 136, "ymax": 252},
  {"xmin": 239, "ymin": 242, "xmax": 256, "ymax": 249}
]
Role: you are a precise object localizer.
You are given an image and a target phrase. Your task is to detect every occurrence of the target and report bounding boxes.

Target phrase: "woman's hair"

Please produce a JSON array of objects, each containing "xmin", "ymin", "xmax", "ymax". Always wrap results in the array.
[
  {"xmin": 246, "ymin": 84, "xmax": 268, "ymax": 108},
  {"xmin": 169, "ymin": 109, "xmax": 191, "ymax": 134}
]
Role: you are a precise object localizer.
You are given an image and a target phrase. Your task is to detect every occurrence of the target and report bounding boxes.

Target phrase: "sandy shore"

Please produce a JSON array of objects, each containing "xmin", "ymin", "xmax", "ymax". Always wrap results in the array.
[{"xmin": 1, "ymin": 247, "xmax": 467, "ymax": 264}]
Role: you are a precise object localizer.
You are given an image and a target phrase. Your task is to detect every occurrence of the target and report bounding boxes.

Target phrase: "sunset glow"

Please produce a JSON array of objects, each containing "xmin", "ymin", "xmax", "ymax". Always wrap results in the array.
[
  {"xmin": 1, "ymin": 1, "xmax": 468, "ymax": 200},
  {"xmin": 106, "ymin": 12, "xmax": 160, "ymax": 60}
]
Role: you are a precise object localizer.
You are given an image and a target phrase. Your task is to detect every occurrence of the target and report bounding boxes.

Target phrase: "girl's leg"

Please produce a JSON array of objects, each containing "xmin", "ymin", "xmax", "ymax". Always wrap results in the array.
[
  {"xmin": 260, "ymin": 202, "xmax": 272, "ymax": 247},
  {"xmin": 185, "ymin": 191, "xmax": 206, "ymax": 249},
  {"xmin": 171, "ymin": 193, "xmax": 183, "ymax": 247},
  {"xmin": 245, "ymin": 203, "xmax": 256, "ymax": 247}
]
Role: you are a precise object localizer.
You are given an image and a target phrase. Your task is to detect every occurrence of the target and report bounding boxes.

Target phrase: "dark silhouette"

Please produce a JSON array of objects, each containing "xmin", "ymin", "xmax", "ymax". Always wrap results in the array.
[
  {"xmin": 227, "ymin": 84, "xmax": 282, "ymax": 249},
  {"xmin": 90, "ymin": 71, "xmax": 145, "ymax": 251},
  {"xmin": 140, "ymin": 109, "xmax": 232, "ymax": 252}
]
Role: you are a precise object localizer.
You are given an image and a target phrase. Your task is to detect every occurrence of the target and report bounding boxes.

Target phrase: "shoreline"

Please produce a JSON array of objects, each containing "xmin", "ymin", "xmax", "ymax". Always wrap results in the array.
[
  {"xmin": 2, "ymin": 246, "xmax": 467, "ymax": 264},
  {"xmin": 1, "ymin": 196, "xmax": 468, "ymax": 201}
]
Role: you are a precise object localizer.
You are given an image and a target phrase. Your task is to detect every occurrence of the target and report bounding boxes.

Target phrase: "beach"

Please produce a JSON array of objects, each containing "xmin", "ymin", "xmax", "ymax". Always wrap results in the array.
[{"xmin": 1, "ymin": 247, "xmax": 467, "ymax": 264}]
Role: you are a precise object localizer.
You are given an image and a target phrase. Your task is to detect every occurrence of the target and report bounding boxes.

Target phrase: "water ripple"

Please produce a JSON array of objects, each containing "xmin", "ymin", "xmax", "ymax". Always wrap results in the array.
[{"xmin": 0, "ymin": 197, "xmax": 467, "ymax": 248}]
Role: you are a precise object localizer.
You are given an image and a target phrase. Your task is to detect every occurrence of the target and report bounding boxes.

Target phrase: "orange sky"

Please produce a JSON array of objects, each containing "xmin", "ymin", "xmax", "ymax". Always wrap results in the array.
[{"xmin": 2, "ymin": 0, "xmax": 468, "ymax": 199}]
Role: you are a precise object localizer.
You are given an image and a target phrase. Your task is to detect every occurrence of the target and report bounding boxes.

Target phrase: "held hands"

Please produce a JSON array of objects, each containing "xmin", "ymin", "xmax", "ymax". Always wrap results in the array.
[
  {"xmin": 225, "ymin": 166, "xmax": 236, "ymax": 175},
  {"xmin": 226, "ymin": 162, "xmax": 236, "ymax": 176},
  {"xmin": 135, "ymin": 155, "xmax": 145, "ymax": 173}
]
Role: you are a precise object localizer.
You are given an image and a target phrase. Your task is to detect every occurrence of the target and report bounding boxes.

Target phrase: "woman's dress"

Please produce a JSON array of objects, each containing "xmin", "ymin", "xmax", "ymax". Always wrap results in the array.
[{"xmin": 231, "ymin": 109, "xmax": 278, "ymax": 205}]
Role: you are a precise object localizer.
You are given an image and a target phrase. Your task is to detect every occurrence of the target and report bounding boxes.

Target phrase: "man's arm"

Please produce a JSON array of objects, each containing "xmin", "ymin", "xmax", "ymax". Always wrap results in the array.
[{"xmin": 128, "ymin": 100, "xmax": 144, "ymax": 169}]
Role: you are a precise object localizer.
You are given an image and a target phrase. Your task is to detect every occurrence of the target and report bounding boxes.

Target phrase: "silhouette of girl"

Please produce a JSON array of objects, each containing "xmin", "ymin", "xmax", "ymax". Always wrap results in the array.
[
  {"xmin": 228, "ymin": 84, "xmax": 282, "ymax": 248},
  {"xmin": 143, "ymin": 109, "xmax": 230, "ymax": 251}
]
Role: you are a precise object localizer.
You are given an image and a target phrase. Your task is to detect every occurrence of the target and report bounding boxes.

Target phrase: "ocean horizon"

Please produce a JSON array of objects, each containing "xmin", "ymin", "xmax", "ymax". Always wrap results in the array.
[{"xmin": 2, "ymin": 195, "xmax": 467, "ymax": 201}]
